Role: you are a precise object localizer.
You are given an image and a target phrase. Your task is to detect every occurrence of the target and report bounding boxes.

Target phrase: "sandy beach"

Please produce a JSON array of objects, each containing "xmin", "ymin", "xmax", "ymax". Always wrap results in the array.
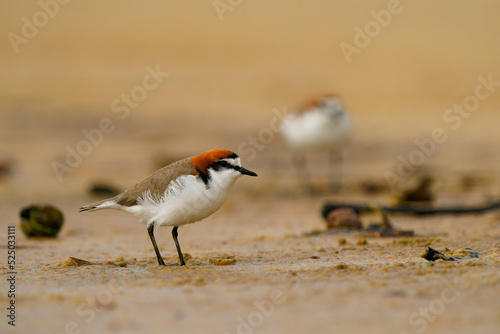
[{"xmin": 1, "ymin": 1, "xmax": 500, "ymax": 333}]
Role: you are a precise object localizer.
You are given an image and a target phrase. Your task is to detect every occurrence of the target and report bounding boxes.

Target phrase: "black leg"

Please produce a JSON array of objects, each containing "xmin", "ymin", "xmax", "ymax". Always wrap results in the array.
[
  {"xmin": 292, "ymin": 153, "xmax": 314, "ymax": 193},
  {"xmin": 328, "ymin": 150, "xmax": 343, "ymax": 192},
  {"xmin": 172, "ymin": 226, "xmax": 186, "ymax": 266},
  {"xmin": 147, "ymin": 224, "xmax": 166, "ymax": 266}
]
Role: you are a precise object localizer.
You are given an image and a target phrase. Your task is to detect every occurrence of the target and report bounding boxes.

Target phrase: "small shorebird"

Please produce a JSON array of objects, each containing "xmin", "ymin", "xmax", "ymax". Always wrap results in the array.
[
  {"xmin": 80, "ymin": 149, "xmax": 257, "ymax": 266},
  {"xmin": 280, "ymin": 94, "xmax": 353, "ymax": 192}
]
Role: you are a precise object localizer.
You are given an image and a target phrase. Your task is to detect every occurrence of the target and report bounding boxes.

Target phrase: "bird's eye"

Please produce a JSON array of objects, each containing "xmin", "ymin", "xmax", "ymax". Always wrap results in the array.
[{"xmin": 218, "ymin": 161, "xmax": 229, "ymax": 167}]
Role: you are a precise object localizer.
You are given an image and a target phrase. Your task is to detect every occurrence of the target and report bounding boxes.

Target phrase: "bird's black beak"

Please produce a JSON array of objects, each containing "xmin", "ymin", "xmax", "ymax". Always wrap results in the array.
[{"xmin": 238, "ymin": 167, "xmax": 258, "ymax": 177}]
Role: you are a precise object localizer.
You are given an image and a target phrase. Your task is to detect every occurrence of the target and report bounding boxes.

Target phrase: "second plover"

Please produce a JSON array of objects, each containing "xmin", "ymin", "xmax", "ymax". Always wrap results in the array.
[{"xmin": 281, "ymin": 94, "xmax": 353, "ymax": 191}]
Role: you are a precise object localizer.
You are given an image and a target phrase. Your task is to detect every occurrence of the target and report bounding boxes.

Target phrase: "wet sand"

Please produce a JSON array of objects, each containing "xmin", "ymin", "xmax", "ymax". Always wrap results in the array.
[{"xmin": 1, "ymin": 1, "xmax": 500, "ymax": 333}]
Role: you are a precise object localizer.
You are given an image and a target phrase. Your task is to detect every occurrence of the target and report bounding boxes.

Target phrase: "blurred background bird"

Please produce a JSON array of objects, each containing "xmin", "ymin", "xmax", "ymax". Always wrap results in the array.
[{"xmin": 280, "ymin": 94, "xmax": 353, "ymax": 192}]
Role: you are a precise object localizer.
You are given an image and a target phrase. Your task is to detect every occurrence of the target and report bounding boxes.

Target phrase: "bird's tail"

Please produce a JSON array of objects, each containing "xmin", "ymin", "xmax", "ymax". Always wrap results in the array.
[{"xmin": 79, "ymin": 198, "xmax": 116, "ymax": 213}]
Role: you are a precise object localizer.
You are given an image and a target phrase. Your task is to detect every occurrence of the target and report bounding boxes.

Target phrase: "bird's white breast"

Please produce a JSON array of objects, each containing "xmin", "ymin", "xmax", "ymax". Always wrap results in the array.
[
  {"xmin": 124, "ymin": 169, "xmax": 241, "ymax": 227},
  {"xmin": 281, "ymin": 110, "xmax": 352, "ymax": 152}
]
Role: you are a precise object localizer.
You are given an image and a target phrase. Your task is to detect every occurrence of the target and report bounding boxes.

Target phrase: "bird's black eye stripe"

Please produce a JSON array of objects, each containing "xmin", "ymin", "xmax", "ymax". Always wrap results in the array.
[
  {"xmin": 216, "ymin": 160, "xmax": 241, "ymax": 171},
  {"xmin": 209, "ymin": 159, "xmax": 240, "ymax": 172}
]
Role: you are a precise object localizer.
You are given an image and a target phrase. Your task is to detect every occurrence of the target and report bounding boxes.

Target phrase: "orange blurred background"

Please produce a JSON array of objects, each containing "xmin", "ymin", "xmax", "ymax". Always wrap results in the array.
[{"xmin": 1, "ymin": 0, "xmax": 500, "ymax": 202}]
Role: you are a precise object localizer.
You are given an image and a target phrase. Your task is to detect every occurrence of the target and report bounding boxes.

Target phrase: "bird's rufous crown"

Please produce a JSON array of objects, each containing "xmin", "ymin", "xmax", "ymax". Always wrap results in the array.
[{"xmin": 192, "ymin": 149, "xmax": 238, "ymax": 175}]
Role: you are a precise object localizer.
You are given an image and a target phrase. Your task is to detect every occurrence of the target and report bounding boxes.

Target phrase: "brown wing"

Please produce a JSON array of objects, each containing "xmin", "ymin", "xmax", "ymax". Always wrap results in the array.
[
  {"xmin": 79, "ymin": 157, "xmax": 198, "ymax": 212},
  {"xmin": 114, "ymin": 157, "xmax": 198, "ymax": 207}
]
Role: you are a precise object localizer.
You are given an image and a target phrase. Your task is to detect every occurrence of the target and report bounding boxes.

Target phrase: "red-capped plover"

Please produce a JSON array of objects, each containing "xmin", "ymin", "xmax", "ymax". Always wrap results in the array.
[
  {"xmin": 80, "ymin": 149, "xmax": 257, "ymax": 266},
  {"xmin": 281, "ymin": 94, "xmax": 353, "ymax": 191}
]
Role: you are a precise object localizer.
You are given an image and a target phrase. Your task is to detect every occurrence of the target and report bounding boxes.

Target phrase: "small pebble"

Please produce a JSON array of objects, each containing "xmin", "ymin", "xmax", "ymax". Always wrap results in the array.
[
  {"xmin": 326, "ymin": 208, "xmax": 362, "ymax": 230},
  {"xmin": 209, "ymin": 256, "xmax": 236, "ymax": 266},
  {"xmin": 88, "ymin": 182, "xmax": 121, "ymax": 197},
  {"xmin": 20, "ymin": 204, "xmax": 64, "ymax": 238},
  {"xmin": 335, "ymin": 263, "xmax": 348, "ymax": 270},
  {"xmin": 357, "ymin": 238, "xmax": 368, "ymax": 246}
]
